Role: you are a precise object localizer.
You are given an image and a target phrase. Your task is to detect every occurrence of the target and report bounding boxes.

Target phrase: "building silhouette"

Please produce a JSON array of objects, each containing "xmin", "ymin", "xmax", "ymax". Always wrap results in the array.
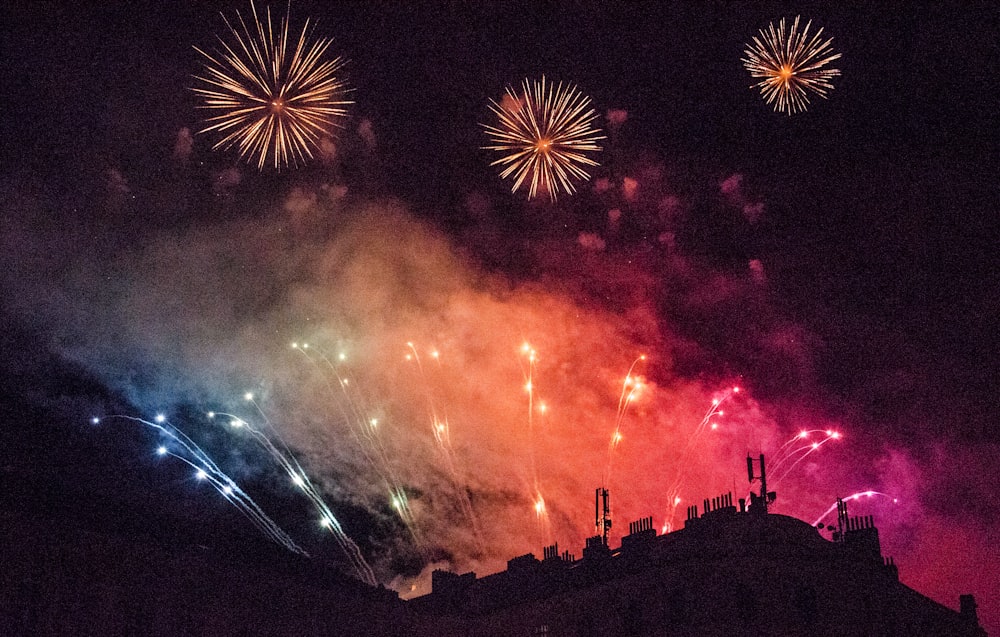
[
  {"xmin": 411, "ymin": 457, "xmax": 987, "ymax": 636},
  {"xmin": 1, "ymin": 455, "xmax": 987, "ymax": 636}
]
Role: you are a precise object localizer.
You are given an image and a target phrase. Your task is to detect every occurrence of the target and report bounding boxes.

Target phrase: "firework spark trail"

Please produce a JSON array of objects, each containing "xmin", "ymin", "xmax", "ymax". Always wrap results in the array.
[
  {"xmin": 770, "ymin": 430, "xmax": 841, "ymax": 487},
  {"xmin": 661, "ymin": 387, "xmax": 741, "ymax": 530},
  {"xmin": 244, "ymin": 391, "xmax": 304, "ymax": 473},
  {"xmin": 730, "ymin": 430, "xmax": 843, "ymax": 512},
  {"xmin": 210, "ymin": 408, "xmax": 377, "ymax": 585},
  {"xmin": 192, "ymin": 1, "xmax": 352, "ymax": 169},
  {"xmin": 405, "ymin": 342, "xmax": 448, "ymax": 450},
  {"xmin": 291, "ymin": 342, "xmax": 421, "ymax": 543},
  {"xmin": 93, "ymin": 415, "xmax": 307, "ymax": 556},
  {"xmin": 483, "ymin": 76, "xmax": 604, "ymax": 201},
  {"xmin": 154, "ymin": 445, "xmax": 307, "ymax": 554},
  {"xmin": 292, "ymin": 343, "xmax": 381, "ymax": 448},
  {"xmin": 212, "ymin": 409, "xmax": 373, "ymax": 575},
  {"xmin": 292, "ymin": 344, "xmax": 387, "ymax": 458},
  {"xmin": 520, "ymin": 342, "xmax": 539, "ymax": 471},
  {"xmin": 404, "ymin": 342, "xmax": 484, "ymax": 553},
  {"xmin": 810, "ymin": 491, "xmax": 898, "ymax": 527},
  {"xmin": 603, "ymin": 355, "xmax": 647, "ymax": 486},
  {"xmin": 771, "ymin": 429, "xmax": 839, "ymax": 466},
  {"xmin": 301, "ymin": 343, "xmax": 419, "ymax": 534},
  {"xmin": 742, "ymin": 15, "xmax": 841, "ymax": 115},
  {"xmin": 519, "ymin": 342, "xmax": 552, "ymax": 543},
  {"xmin": 774, "ymin": 429, "xmax": 817, "ymax": 458},
  {"xmin": 208, "ymin": 410, "xmax": 310, "ymax": 485},
  {"xmin": 153, "ymin": 429, "xmax": 305, "ymax": 554}
]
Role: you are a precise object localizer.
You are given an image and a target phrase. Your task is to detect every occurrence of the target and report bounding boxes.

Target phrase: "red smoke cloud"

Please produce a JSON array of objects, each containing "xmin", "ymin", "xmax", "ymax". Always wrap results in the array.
[{"xmin": 2, "ymin": 178, "xmax": 993, "ymax": 628}]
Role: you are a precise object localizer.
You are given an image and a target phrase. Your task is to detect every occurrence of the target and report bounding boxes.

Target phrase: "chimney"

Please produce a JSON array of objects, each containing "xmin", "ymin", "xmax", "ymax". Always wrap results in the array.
[{"xmin": 960, "ymin": 595, "xmax": 980, "ymax": 625}]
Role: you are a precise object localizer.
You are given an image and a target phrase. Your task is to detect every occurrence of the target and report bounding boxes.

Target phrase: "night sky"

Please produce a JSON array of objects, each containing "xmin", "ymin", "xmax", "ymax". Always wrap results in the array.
[{"xmin": 2, "ymin": 1, "xmax": 998, "ymax": 632}]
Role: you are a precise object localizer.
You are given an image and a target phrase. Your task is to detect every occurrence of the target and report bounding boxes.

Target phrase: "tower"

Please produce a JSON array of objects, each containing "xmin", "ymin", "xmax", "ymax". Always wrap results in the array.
[
  {"xmin": 747, "ymin": 454, "xmax": 776, "ymax": 513},
  {"xmin": 595, "ymin": 487, "xmax": 611, "ymax": 545}
]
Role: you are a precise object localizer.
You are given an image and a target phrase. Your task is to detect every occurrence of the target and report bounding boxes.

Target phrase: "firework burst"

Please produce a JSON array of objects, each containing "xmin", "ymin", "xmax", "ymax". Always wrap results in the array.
[
  {"xmin": 192, "ymin": 1, "xmax": 352, "ymax": 170},
  {"xmin": 743, "ymin": 16, "xmax": 841, "ymax": 115},
  {"xmin": 483, "ymin": 77, "xmax": 604, "ymax": 201}
]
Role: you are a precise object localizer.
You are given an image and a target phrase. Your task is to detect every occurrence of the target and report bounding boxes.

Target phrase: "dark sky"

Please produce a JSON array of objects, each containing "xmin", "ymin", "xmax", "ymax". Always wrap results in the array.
[
  {"xmin": 5, "ymin": 1, "xmax": 996, "ymax": 353},
  {"xmin": 2, "ymin": 1, "xmax": 998, "ymax": 632}
]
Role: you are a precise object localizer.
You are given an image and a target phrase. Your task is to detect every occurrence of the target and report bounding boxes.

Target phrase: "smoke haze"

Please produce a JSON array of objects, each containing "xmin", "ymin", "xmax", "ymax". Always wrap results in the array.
[{"xmin": 2, "ymin": 170, "xmax": 994, "ymax": 617}]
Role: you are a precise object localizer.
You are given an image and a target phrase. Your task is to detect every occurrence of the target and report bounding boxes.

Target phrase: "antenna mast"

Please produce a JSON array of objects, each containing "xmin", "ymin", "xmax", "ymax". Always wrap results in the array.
[
  {"xmin": 595, "ymin": 488, "xmax": 611, "ymax": 545},
  {"xmin": 747, "ymin": 454, "xmax": 776, "ymax": 513}
]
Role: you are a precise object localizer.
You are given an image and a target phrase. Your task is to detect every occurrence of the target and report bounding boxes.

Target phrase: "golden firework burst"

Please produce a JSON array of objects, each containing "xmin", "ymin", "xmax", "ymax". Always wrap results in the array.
[
  {"xmin": 483, "ymin": 77, "xmax": 604, "ymax": 201},
  {"xmin": 192, "ymin": 2, "xmax": 351, "ymax": 170},
  {"xmin": 743, "ymin": 16, "xmax": 841, "ymax": 115}
]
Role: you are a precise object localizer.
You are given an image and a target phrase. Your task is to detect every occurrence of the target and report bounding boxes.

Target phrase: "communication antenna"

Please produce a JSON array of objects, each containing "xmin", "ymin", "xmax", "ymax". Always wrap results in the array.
[
  {"xmin": 834, "ymin": 496, "xmax": 849, "ymax": 542},
  {"xmin": 747, "ymin": 454, "xmax": 776, "ymax": 513},
  {"xmin": 595, "ymin": 487, "xmax": 611, "ymax": 545}
]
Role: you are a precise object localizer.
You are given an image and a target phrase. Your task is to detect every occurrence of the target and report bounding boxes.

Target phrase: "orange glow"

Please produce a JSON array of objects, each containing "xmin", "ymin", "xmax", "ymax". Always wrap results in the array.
[{"xmin": 534, "ymin": 498, "xmax": 546, "ymax": 516}]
